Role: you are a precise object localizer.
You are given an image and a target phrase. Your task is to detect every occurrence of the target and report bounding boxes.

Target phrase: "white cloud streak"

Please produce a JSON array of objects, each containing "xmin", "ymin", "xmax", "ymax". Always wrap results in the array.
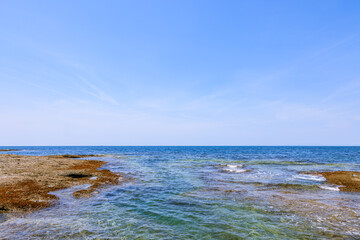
[{"xmin": 80, "ymin": 77, "xmax": 119, "ymax": 105}]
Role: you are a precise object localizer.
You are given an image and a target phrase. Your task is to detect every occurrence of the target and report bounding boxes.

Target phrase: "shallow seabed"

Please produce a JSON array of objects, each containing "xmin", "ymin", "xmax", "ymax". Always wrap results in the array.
[{"xmin": 0, "ymin": 146, "xmax": 359, "ymax": 239}]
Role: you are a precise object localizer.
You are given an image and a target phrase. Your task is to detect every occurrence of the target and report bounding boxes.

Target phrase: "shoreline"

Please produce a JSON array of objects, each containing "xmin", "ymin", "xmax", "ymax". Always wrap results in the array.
[{"xmin": 0, "ymin": 154, "xmax": 122, "ymax": 212}]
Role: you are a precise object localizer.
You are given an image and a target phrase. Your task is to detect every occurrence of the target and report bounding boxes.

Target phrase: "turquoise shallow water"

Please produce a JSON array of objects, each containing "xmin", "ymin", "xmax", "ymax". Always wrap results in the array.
[{"xmin": 0, "ymin": 146, "xmax": 360, "ymax": 239}]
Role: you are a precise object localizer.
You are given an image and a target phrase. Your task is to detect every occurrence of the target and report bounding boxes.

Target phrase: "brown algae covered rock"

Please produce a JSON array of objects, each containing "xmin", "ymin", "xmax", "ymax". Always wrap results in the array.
[
  {"xmin": 318, "ymin": 171, "xmax": 360, "ymax": 192},
  {"xmin": 0, "ymin": 154, "xmax": 123, "ymax": 212}
]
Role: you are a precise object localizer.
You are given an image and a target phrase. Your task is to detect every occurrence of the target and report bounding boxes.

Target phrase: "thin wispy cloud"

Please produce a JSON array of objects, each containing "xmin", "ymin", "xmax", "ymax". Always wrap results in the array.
[
  {"xmin": 1, "ymin": 0, "xmax": 360, "ymax": 145},
  {"xmin": 80, "ymin": 78, "xmax": 119, "ymax": 105},
  {"xmin": 322, "ymin": 80, "xmax": 360, "ymax": 103},
  {"xmin": 307, "ymin": 34, "xmax": 359, "ymax": 60}
]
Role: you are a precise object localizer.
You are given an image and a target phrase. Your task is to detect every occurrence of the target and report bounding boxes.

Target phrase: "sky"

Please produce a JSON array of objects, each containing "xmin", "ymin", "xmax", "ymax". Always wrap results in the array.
[{"xmin": 0, "ymin": 0, "xmax": 360, "ymax": 146}]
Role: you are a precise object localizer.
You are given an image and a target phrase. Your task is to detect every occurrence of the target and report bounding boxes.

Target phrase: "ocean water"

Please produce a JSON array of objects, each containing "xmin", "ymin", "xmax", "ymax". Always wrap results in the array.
[{"xmin": 0, "ymin": 146, "xmax": 359, "ymax": 239}]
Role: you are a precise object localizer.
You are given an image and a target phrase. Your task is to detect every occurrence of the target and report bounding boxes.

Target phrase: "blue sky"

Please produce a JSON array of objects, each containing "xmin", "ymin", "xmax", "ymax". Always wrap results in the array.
[{"xmin": 1, "ymin": 0, "xmax": 360, "ymax": 145}]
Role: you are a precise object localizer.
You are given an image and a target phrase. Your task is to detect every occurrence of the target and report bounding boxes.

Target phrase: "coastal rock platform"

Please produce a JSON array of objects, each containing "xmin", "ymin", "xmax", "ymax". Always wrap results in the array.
[{"xmin": 0, "ymin": 154, "xmax": 122, "ymax": 212}]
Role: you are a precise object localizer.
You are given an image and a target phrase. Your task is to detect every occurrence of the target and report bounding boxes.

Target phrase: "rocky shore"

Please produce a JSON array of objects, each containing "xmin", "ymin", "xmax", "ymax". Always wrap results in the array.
[
  {"xmin": 318, "ymin": 171, "xmax": 360, "ymax": 192},
  {"xmin": 0, "ymin": 154, "xmax": 122, "ymax": 212}
]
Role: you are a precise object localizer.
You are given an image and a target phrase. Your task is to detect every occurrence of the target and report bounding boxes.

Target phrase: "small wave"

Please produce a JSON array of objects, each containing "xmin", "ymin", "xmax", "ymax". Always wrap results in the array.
[
  {"xmin": 225, "ymin": 164, "xmax": 244, "ymax": 168},
  {"xmin": 294, "ymin": 174, "xmax": 326, "ymax": 182},
  {"xmin": 217, "ymin": 164, "xmax": 248, "ymax": 173},
  {"xmin": 223, "ymin": 169, "xmax": 248, "ymax": 173},
  {"xmin": 319, "ymin": 185, "xmax": 341, "ymax": 191}
]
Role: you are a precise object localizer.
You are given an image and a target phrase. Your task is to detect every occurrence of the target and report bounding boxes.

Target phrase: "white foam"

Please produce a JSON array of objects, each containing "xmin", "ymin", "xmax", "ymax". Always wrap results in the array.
[
  {"xmin": 220, "ymin": 163, "xmax": 247, "ymax": 173},
  {"xmin": 227, "ymin": 164, "xmax": 238, "ymax": 168},
  {"xmin": 224, "ymin": 168, "xmax": 248, "ymax": 173},
  {"xmin": 224, "ymin": 164, "xmax": 244, "ymax": 168},
  {"xmin": 319, "ymin": 185, "xmax": 341, "ymax": 191},
  {"xmin": 295, "ymin": 174, "xmax": 326, "ymax": 182}
]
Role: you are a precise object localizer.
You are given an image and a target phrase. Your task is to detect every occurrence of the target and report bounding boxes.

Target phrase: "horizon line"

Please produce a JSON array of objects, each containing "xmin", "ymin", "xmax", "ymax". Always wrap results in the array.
[{"xmin": 1, "ymin": 145, "xmax": 359, "ymax": 147}]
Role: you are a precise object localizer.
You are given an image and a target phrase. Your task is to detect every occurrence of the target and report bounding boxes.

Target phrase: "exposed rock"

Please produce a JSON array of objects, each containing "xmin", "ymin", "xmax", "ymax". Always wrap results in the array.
[
  {"xmin": 318, "ymin": 171, "xmax": 360, "ymax": 192},
  {"xmin": 0, "ymin": 154, "xmax": 123, "ymax": 212}
]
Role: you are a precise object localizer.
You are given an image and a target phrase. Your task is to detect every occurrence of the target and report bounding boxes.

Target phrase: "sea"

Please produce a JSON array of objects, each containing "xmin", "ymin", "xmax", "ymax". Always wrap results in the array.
[{"xmin": 0, "ymin": 146, "xmax": 359, "ymax": 239}]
